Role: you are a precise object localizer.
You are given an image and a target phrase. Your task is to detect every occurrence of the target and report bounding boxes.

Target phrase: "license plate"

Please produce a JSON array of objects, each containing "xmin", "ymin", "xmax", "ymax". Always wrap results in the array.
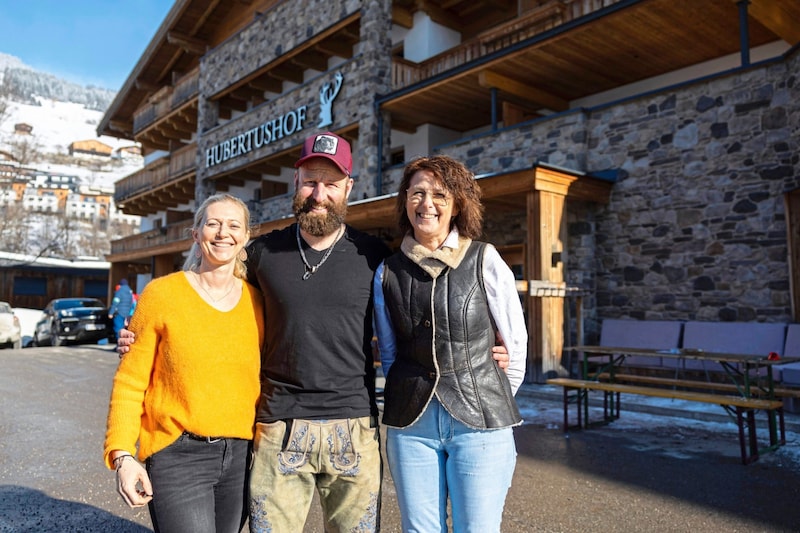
[{"xmin": 84, "ymin": 324, "xmax": 105, "ymax": 331}]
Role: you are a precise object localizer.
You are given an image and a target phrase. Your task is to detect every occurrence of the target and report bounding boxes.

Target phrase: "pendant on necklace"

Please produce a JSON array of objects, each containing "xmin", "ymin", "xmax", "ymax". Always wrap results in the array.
[{"xmin": 302, "ymin": 266, "xmax": 317, "ymax": 280}]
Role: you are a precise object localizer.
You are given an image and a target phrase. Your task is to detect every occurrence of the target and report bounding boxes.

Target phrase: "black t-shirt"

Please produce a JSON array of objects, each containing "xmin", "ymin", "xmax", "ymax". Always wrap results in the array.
[{"xmin": 246, "ymin": 224, "xmax": 391, "ymax": 423}]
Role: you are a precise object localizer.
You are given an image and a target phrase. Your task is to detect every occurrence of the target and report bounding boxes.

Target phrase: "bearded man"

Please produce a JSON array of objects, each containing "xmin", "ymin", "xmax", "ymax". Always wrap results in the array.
[{"xmin": 245, "ymin": 132, "xmax": 390, "ymax": 532}]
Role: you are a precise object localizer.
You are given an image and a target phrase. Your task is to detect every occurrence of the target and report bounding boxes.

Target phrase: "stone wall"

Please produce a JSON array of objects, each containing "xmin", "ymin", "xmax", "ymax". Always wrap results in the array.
[
  {"xmin": 195, "ymin": 0, "xmax": 392, "ymax": 202},
  {"xmin": 434, "ymin": 48, "xmax": 799, "ymax": 334}
]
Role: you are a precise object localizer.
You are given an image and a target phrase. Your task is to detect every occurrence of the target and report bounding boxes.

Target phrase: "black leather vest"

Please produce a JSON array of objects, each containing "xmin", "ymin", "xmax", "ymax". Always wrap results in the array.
[{"xmin": 381, "ymin": 240, "xmax": 522, "ymax": 429}]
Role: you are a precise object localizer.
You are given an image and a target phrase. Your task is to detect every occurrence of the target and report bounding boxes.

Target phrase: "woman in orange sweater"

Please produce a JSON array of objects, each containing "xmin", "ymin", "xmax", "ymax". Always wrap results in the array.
[{"xmin": 104, "ymin": 193, "xmax": 264, "ymax": 533}]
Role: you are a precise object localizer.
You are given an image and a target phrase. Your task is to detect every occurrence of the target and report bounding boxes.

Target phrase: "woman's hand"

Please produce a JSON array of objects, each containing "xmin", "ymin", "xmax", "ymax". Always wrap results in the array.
[{"xmin": 115, "ymin": 455, "xmax": 153, "ymax": 508}]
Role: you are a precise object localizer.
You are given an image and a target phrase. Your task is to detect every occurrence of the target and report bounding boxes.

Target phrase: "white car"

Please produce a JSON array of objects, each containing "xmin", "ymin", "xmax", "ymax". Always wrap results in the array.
[{"xmin": 0, "ymin": 301, "xmax": 22, "ymax": 350}]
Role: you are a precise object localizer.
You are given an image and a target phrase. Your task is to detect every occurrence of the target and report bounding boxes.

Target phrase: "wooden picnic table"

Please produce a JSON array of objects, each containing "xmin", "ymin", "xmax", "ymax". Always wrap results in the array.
[{"xmin": 548, "ymin": 346, "xmax": 800, "ymax": 463}]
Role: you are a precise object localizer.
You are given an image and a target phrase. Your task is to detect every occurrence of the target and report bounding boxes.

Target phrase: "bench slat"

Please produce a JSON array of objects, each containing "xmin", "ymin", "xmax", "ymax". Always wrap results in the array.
[
  {"xmin": 594, "ymin": 373, "xmax": 800, "ymax": 399},
  {"xmin": 546, "ymin": 378, "xmax": 782, "ymax": 410}
]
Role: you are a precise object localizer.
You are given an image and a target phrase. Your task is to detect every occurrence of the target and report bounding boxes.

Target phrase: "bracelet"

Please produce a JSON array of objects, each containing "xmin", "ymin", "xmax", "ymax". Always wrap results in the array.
[{"xmin": 113, "ymin": 454, "xmax": 134, "ymax": 471}]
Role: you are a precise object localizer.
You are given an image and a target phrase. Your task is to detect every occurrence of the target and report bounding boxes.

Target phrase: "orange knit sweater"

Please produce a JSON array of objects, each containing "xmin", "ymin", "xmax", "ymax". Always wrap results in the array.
[{"xmin": 103, "ymin": 271, "xmax": 264, "ymax": 469}]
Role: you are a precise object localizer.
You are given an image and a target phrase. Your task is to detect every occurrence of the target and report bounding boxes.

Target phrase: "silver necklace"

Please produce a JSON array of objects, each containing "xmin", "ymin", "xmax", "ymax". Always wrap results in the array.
[
  {"xmin": 296, "ymin": 224, "xmax": 344, "ymax": 280},
  {"xmin": 194, "ymin": 272, "xmax": 237, "ymax": 303}
]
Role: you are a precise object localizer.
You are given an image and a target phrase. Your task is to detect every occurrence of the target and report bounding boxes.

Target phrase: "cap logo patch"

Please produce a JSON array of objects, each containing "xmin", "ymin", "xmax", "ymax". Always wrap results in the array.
[{"xmin": 312, "ymin": 134, "xmax": 339, "ymax": 156}]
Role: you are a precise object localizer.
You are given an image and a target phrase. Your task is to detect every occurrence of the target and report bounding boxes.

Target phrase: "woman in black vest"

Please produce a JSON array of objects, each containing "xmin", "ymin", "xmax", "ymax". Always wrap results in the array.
[{"xmin": 373, "ymin": 155, "xmax": 527, "ymax": 532}]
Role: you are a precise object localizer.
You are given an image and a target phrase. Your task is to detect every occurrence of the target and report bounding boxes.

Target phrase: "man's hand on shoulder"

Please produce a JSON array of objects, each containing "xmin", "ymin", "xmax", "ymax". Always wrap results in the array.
[{"xmin": 117, "ymin": 328, "xmax": 136, "ymax": 358}]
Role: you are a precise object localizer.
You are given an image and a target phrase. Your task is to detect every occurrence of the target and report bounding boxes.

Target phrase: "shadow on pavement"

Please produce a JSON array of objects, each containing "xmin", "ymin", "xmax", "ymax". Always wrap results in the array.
[
  {"xmin": 512, "ymin": 422, "xmax": 800, "ymax": 531},
  {"xmin": 0, "ymin": 485, "xmax": 152, "ymax": 532}
]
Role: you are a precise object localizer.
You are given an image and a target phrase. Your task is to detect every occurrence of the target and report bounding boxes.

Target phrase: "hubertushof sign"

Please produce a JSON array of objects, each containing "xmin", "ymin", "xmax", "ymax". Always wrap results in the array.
[
  {"xmin": 205, "ymin": 72, "xmax": 344, "ymax": 169},
  {"xmin": 206, "ymin": 106, "xmax": 307, "ymax": 168}
]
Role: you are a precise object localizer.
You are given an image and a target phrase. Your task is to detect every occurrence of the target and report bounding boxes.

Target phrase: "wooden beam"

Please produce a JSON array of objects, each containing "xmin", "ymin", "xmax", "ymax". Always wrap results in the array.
[
  {"xmin": 134, "ymin": 79, "xmax": 159, "ymax": 92},
  {"xmin": 291, "ymin": 53, "xmax": 330, "ymax": 73},
  {"xmin": 167, "ymin": 31, "xmax": 208, "ymax": 56},
  {"xmin": 479, "ymin": 70, "xmax": 569, "ymax": 112},
  {"xmin": 248, "ymin": 77, "xmax": 282, "ymax": 94},
  {"xmin": 315, "ymin": 40, "xmax": 354, "ymax": 59},
  {"xmin": 746, "ymin": 0, "xmax": 800, "ymax": 45},
  {"xmin": 392, "ymin": 6, "xmax": 414, "ymax": 28},
  {"xmin": 269, "ymin": 63, "xmax": 304, "ymax": 84}
]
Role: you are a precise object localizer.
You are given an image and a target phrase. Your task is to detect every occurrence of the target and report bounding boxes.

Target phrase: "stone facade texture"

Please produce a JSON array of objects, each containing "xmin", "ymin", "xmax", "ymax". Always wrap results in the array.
[{"xmin": 435, "ymin": 50, "xmax": 799, "ymax": 338}]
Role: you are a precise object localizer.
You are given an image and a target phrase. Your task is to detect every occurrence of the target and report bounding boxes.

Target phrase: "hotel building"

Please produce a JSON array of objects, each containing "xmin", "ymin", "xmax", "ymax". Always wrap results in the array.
[{"xmin": 98, "ymin": 0, "xmax": 800, "ymax": 381}]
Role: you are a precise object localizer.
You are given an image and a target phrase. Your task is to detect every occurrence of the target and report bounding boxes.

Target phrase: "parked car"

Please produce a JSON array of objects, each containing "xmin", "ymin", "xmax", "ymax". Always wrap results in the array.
[
  {"xmin": 32, "ymin": 298, "xmax": 113, "ymax": 347},
  {"xmin": 0, "ymin": 301, "xmax": 22, "ymax": 349}
]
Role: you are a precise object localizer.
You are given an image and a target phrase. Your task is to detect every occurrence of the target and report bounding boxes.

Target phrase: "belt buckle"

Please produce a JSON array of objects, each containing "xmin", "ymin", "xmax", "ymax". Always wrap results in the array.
[{"xmin": 205, "ymin": 436, "xmax": 222, "ymax": 443}]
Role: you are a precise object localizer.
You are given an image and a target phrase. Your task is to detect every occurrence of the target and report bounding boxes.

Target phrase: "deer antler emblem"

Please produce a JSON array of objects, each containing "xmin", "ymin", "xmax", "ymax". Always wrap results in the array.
[{"xmin": 318, "ymin": 72, "xmax": 343, "ymax": 128}]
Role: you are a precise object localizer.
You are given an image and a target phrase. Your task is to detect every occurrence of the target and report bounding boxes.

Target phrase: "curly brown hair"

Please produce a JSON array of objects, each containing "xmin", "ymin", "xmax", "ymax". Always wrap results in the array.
[{"xmin": 396, "ymin": 155, "xmax": 484, "ymax": 239}]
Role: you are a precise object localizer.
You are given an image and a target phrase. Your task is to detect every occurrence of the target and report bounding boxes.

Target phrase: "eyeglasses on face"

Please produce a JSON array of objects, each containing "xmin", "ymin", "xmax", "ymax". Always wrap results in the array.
[{"xmin": 406, "ymin": 189, "xmax": 450, "ymax": 207}]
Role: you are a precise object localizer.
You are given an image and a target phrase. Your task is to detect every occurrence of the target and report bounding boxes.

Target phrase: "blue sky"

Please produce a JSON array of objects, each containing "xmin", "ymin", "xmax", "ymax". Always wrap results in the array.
[{"xmin": 0, "ymin": 0, "xmax": 174, "ymax": 91}]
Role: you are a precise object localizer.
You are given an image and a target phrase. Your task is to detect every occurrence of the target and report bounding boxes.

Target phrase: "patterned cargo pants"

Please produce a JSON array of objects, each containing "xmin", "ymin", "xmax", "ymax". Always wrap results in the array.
[{"xmin": 248, "ymin": 416, "xmax": 381, "ymax": 532}]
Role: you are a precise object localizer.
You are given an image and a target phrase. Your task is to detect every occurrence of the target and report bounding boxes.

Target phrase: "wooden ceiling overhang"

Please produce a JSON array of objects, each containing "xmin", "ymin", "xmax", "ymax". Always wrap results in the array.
[{"xmin": 380, "ymin": 0, "xmax": 800, "ymax": 134}]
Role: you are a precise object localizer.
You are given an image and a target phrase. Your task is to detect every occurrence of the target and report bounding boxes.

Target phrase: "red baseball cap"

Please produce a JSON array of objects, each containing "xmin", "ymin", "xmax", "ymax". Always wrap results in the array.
[{"xmin": 294, "ymin": 132, "xmax": 352, "ymax": 176}]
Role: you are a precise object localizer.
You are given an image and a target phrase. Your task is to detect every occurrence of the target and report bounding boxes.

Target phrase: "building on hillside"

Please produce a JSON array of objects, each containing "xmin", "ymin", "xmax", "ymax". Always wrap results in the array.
[
  {"xmin": 97, "ymin": 0, "xmax": 800, "ymax": 381},
  {"xmin": 29, "ymin": 173, "xmax": 80, "ymax": 191},
  {"xmin": 112, "ymin": 144, "xmax": 143, "ymax": 160},
  {"xmin": 13, "ymin": 123, "xmax": 32, "ymax": 135},
  {"xmin": 68, "ymin": 139, "xmax": 113, "ymax": 158},
  {"xmin": 0, "ymin": 251, "xmax": 110, "ymax": 309}
]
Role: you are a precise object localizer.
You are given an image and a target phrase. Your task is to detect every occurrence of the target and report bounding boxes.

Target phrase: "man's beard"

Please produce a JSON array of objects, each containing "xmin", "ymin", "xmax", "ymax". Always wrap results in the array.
[{"xmin": 293, "ymin": 193, "xmax": 348, "ymax": 237}]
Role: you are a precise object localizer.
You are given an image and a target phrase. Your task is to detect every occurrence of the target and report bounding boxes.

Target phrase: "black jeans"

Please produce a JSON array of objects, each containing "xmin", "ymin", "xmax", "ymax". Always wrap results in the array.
[{"xmin": 146, "ymin": 433, "xmax": 250, "ymax": 533}]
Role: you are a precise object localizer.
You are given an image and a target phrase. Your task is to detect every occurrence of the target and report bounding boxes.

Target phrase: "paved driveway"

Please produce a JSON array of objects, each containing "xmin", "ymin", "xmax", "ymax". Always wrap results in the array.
[{"xmin": 2, "ymin": 346, "xmax": 800, "ymax": 532}]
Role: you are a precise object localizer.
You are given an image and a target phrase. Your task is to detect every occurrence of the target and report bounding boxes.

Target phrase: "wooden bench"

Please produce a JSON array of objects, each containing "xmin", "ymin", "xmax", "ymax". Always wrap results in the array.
[
  {"xmin": 546, "ymin": 377, "xmax": 785, "ymax": 464},
  {"xmin": 595, "ymin": 372, "xmax": 800, "ymax": 399}
]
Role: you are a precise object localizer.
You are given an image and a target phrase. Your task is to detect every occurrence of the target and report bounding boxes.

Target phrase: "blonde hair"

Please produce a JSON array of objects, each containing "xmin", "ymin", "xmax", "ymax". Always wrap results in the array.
[{"xmin": 182, "ymin": 194, "xmax": 251, "ymax": 278}]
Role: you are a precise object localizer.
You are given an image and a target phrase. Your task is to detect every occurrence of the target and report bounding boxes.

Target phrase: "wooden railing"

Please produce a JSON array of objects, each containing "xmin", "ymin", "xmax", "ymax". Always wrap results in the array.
[
  {"xmin": 392, "ymin": 0, "xmax": 622, "ymax": 90},
  {"xmin": 110, "ymin": 221, "xmax": 192, "ymax": 255},
  {"xmin": 132, "ymin": 67, "xmax": 200, "ymax": 134},
  {"xmin": 114, "ymin": 142, "xmax": 197, "ymax": 204}
]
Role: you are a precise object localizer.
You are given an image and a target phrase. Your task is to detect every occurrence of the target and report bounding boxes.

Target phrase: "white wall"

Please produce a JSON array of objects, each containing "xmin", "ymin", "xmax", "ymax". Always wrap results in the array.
[{"xmin": 404, "ymin": 12, "xmax": 461, "ymax": 63}]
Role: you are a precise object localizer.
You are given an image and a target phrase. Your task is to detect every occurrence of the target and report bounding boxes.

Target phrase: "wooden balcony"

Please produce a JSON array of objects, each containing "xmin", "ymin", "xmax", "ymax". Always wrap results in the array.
[
  {"xmin": 114, "ymin": 142, "xmax": 197, "ymax": 216},
  {"xmin": 109, "ymin": 220, "xmax": 193, "ymax": 259},
  {"xmin": 132, "ymin": 68, "xmax": 200, "ymax": 149},
  {"xmin": 391, "ymin": 0, "xmax": 620, "ymax": 91}
]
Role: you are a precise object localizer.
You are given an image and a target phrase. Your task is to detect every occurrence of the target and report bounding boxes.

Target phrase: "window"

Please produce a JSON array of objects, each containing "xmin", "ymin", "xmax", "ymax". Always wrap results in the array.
[{"xmin": 13, "ymin": 277, "xmax": 46, "ymax": 296}]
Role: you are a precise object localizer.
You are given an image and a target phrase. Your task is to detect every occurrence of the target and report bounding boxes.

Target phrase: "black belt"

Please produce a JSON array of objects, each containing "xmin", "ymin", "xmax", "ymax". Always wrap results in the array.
[{"xmin": 183, "ymin": 431, "xmax": 223, "ymax": 443}]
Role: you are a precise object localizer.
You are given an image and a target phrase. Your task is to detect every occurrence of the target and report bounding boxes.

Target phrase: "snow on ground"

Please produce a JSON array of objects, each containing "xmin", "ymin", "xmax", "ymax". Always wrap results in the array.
[
  {"xmin": 12, "ymin": 307, "xmax": 43, "ymax": 343},
  {"xmin": 2, "ymin": 98, "xmax": 142, "ymax": 189}
]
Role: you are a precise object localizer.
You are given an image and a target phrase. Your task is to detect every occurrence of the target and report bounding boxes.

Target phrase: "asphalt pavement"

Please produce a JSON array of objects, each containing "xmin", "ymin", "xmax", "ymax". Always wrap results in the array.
[{"xmin": 2, "ymin": 345, "xmax": 800, "ymax": 532}]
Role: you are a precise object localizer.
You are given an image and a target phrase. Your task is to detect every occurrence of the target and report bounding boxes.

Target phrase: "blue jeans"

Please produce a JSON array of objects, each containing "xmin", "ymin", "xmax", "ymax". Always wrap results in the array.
[
  {"xmin": 112, "ymin": 313, "xmax": 127, "ymax": 340},
  {"xmin": 386, "ymin": 397, "xmax": 517, "ymax": 533},
  {"xmin": 146, "ymin": 433, "xmax": 250, "ymax": 533}
]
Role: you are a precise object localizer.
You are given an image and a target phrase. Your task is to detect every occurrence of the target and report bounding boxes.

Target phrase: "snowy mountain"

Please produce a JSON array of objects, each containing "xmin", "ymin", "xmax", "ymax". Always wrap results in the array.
[
  {"xmin": 0, "ymin": 53, "xmax": 140, "ymax": 189},
  {"xmin": 0, "ymin": 52, "xmax": 115, "ymax": 111}
]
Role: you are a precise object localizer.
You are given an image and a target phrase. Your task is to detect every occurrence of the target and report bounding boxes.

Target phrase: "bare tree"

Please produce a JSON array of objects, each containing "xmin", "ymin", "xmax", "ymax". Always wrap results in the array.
[
  {"xmin": 0, "ymin": 202, "xmax": 32, "ymax": 253},
  {"xmin": 7, "ymin": 133, "xmax": 41, "ymax": 166},
  {"xmin": 0, "ymin": 78, "xmax": 9, "ymax": 130}
]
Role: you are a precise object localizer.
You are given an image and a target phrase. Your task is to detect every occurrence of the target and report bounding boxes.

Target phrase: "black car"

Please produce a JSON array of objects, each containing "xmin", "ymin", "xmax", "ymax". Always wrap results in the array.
[{"xmin": 32, "ymin": 298, "xmax": 113, "ymax": 347}]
